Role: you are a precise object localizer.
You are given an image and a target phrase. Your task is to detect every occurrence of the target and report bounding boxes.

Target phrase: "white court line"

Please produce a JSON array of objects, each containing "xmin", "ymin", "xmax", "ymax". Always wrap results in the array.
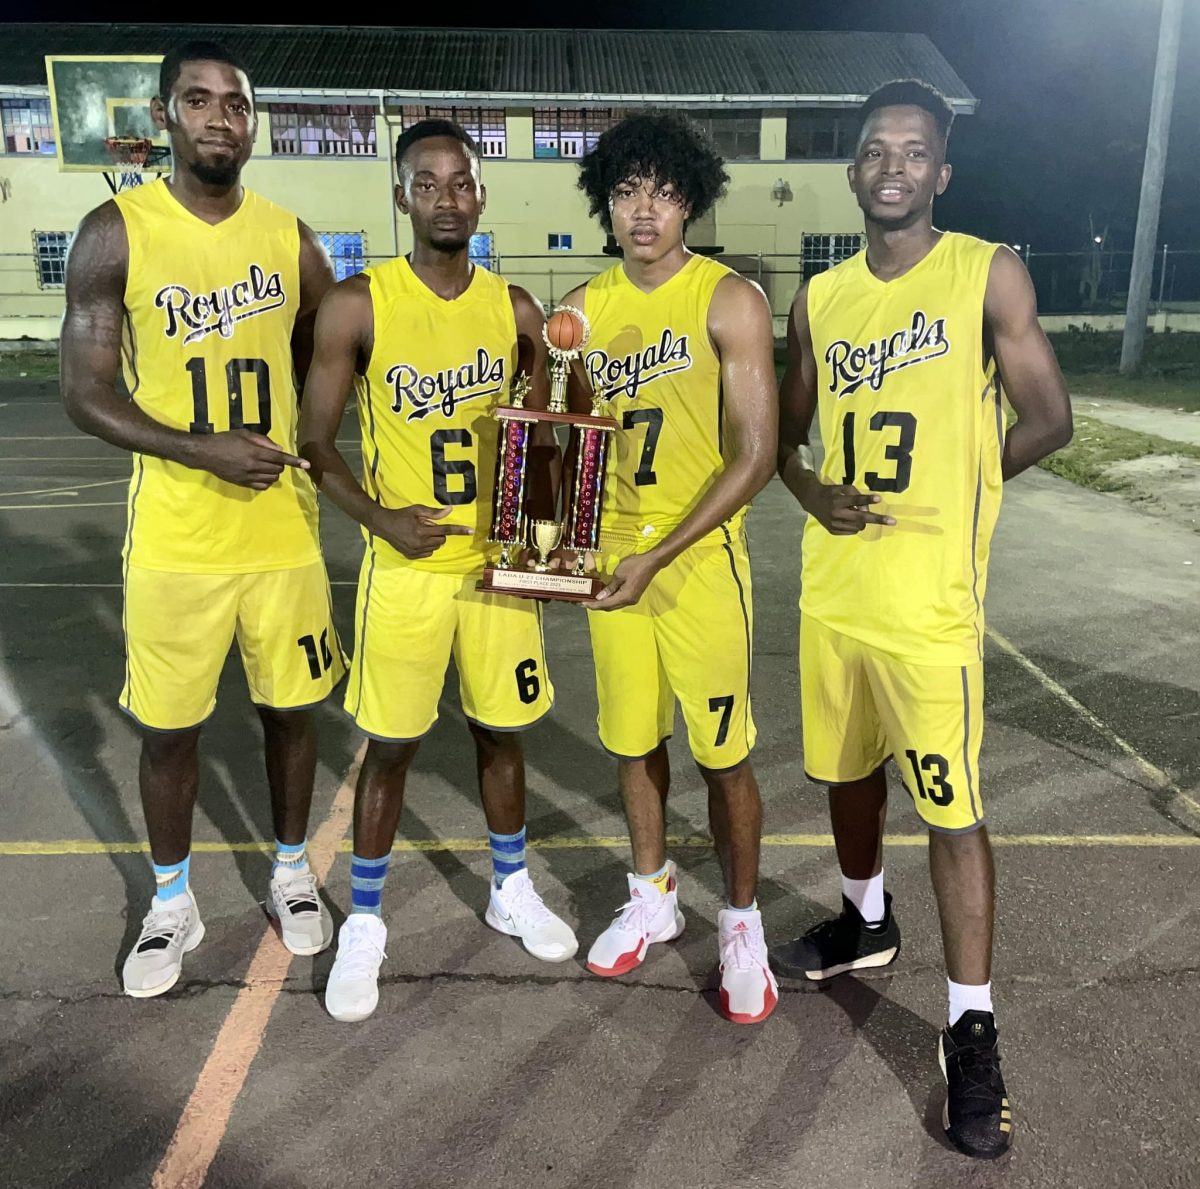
[
  {"xmin": 0, "ymin": 478, "xmax": 127, "ymax": 498},
  {"xmin": 0, "ymin": 501, "xmax": 127, "ymax": 511},
  {"xmin": 986, "ymin": 627, "xmax": 1200, "ymax": 819}
]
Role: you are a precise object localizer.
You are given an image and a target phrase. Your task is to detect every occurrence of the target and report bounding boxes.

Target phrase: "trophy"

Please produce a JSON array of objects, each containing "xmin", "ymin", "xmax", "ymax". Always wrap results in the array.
[{"xmin": 477, "ymin": 305, "xmax": 617, "ymax": 602}]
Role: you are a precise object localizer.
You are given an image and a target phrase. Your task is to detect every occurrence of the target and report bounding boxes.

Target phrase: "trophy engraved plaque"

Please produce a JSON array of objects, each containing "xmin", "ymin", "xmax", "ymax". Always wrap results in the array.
[{"xmin": 478, "ymin": 305, "xmax": 617, "ymax": 602}]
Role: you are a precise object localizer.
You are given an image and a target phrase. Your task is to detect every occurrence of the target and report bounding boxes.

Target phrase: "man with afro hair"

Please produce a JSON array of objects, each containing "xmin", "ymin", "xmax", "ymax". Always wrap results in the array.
[{"xmin": 563, "ymin": 111, "xmax": 779, "ymax": 1024}]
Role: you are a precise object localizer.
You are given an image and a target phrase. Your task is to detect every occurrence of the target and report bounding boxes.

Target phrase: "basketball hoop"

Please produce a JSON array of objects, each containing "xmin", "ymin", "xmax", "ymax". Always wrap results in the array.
[{"xmin": 103, "ymin": 136, "xmax": 167, "ymax": 194}]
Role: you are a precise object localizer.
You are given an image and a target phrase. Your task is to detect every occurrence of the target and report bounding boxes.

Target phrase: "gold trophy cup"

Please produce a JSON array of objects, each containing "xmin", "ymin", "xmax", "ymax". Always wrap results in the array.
[{"xmin": 477, "ymin": 305, "xmax": 617, "ymax": 602}]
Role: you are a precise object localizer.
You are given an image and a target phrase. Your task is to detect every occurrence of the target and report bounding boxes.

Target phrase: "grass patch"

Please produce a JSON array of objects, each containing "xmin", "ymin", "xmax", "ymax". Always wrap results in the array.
[
  {"xmin": 1061, "ymin": 371, "xmax": 1200, "ymax": 412},
  {"xmin": 1037, "ymin": 414, "xmax": 1200, "ymax": 492},
  {"xmin": 0, "ymin": 352, "xmax": 57, "ymax": 380}
]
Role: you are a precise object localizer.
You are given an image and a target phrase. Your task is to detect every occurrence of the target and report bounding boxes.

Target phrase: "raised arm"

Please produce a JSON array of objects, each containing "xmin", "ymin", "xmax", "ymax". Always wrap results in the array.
[
  {"xmin": 294, "ymin": 221, "xmax": 337, "ymax": 393},
  {"xmin": 591, "ymin": 273, "xmax": 778, "ymax": 610},
  {"xmin": 777, "ymin": 284, "xmax": 894, "ymax": 535},
  {"xmin": 297, "ymin": 278, "xmax": 469, "ymax": 560},
  {"xmin": 60, "ymin": 203, "xmax": 307, "ymax": 490},
  {"xmin": 983, "ymin": 247, "xmax": 1073, "ymax": 479}
]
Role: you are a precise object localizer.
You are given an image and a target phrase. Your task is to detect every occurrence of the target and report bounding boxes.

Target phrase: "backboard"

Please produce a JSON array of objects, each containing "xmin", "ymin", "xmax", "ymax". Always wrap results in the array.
[{"xmin": 46, "ymin": 55, "xmax": 169, "ymax": 173}]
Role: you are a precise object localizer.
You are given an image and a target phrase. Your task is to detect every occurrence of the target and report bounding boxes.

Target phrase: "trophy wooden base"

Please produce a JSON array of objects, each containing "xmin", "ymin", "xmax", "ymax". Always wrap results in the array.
[{"xmin": 477, "ymin": 565, "xmax": 605, "ymax": 603}]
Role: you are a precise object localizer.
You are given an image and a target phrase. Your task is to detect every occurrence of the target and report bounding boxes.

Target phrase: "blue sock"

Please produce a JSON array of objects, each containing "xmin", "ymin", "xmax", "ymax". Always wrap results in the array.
[
  {"xmin": 273, "ymin": 838, "xmax": 308, "ymax": 876},
  {"xmin": 350, "ymin": 852, "xmax": 391, "ymax": 917},
  {"xmin": 490, "ymin": 827, "xmax": 526, "ymax": 888},
  {"xmin": 153, "ymin": 854, "xmax": 190, "ymax": 903}
]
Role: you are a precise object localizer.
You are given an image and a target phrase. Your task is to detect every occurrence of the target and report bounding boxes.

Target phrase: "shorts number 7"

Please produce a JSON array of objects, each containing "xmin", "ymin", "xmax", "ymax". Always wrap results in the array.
[{"xmin": 708, "ymin": 694, "xmax": 734, "ymax": 747}]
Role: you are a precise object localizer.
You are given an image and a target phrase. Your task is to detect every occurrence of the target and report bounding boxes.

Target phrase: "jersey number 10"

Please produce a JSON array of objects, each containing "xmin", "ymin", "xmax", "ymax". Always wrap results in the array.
[{"xmin": 186, "ymin": 357, "xmax": 272, "ymax": 435}]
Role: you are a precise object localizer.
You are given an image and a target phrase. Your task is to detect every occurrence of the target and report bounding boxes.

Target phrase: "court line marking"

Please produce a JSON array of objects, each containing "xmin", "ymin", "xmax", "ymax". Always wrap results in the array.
[
  {"xmin": 986, "ymin": 627, "xmax": 1200, "ymax": 819},
  {"xmin": 0, "ymin": 501, "xmax": 127, "ymax": 511},
  {"xmin": 151, "ymin": 741, "xmax": 365, "ymax": 1189},
  {"xmin": 0, "ymin": 478, "xmax": 126, "ymax": 498},
  {"xmin": 4, "ymin": 833, "xmax": 1199, "ymax": 857}
]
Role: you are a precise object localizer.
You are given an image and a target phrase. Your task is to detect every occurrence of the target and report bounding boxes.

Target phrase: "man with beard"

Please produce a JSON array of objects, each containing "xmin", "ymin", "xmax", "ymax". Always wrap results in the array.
[
  {"xmin": 299, "ymin": 120, "xmax": 577, "ymax": 1022},
  {"xmin": 771, "ymin": 80, "xmax": 1073, "ymax": 1157},
  {"xmin": 60, "ymin": 41, "xmax": 345, "ymax": 997}
]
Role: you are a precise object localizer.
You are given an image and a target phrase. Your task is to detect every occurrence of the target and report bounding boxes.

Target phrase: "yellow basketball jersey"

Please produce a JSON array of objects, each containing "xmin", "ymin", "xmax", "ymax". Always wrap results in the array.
[
  {"xmin": 802, "ymin": 232, "xmax": 1004, "ymax": 665},
  {"xmin": 583, "ymin": 254, "xmax": 741, "ymax": 553},
  {"xmin": 116, "ymin": 180, "xmax": 320, "ymax": 573},
  {"xmin": 354, "ymin": 256, "xmax": 516, "ymax": 574}
]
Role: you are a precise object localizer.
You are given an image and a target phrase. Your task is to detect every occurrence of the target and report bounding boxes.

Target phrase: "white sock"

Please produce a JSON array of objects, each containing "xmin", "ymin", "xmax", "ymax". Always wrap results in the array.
[
  {"xmin": 947, "ymin": 978, "xmax": 993, "ymax": 1025},
  {"xmin": 724, "ymin": 900, "xmax": 758, "ymax": 916},
  {"xmin": 842, "ymin": 870, "xmax": 885, "ymax": 925}
]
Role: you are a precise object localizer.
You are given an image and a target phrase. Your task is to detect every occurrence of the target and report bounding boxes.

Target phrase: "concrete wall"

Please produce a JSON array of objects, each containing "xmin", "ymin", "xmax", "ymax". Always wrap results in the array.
[{"xmin": 0, "ymin": 104, "xmax": 864, "ymax": 339}]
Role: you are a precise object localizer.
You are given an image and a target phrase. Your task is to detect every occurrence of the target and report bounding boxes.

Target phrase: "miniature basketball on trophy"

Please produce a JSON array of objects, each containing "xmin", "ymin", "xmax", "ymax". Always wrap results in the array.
[{"xmin": 476, "ymin": 304, "xmax": 618, "ymax": 602}]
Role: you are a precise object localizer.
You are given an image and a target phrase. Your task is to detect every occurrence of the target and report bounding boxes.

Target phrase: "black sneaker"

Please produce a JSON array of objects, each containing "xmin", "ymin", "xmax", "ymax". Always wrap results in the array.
[
  {"xmin": 768, "ymin": 893, "xmax": 900, "ymax": 981},
  {"xmin": 939, "ymin": 1010, "xmax": 1013, "ymax": 1159}
]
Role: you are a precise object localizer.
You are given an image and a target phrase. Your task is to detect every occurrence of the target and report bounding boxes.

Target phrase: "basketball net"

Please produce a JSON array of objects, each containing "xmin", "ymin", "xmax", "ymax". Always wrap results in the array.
[{"xmin": 103, "ymin": 136, "xmax": 153, "ymax": 193}]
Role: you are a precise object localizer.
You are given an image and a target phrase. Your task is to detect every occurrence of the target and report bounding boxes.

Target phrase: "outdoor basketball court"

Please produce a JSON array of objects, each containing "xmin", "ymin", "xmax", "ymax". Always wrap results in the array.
[{"xmin": 2, "ymin": 375, "xmax": 1197, "ymax": 1187}]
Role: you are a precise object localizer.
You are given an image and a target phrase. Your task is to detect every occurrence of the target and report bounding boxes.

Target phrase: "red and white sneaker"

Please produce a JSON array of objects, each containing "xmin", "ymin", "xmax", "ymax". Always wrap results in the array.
[
  {"xmin": 718, "ymin": 907, "xmax": 778, "ymax": 1024},
  {"xmin": 586, "ymin": 863, "xmax": 685, "ymax": 977}
]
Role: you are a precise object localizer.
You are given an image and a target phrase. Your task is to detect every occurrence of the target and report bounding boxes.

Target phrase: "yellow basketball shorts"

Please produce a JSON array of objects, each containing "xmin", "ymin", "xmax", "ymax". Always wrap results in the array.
[
  {"xmin": 121, "ymin": 559, "xmax": 346, "ymax": 732},
  {"xmin": 799, "ymin": 613, "xmax": 985, "ymax": 833},
  {"xmin": 586, "ymin": 528, "xmax": 756, "ymax": 770},
  {"xmin": 345, "ymin": 552, "xmax": 553, "ymax": 741}
]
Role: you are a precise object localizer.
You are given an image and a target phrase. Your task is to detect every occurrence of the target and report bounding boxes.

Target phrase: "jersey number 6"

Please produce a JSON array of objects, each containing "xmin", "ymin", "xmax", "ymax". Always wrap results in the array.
[{"xmin": 430, "ymin": 428, "xmax": 477, "ymax": 505}]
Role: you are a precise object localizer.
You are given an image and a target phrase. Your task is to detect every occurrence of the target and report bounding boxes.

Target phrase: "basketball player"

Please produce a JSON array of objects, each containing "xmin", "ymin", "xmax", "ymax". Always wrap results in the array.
[
  {"xmin": 60, "ymin": 42, "xmax": 345, "ymax": 997},
  {"xmin": 298, "ymin": 120, "xmax": 576, "ymax": 1023},
  {"xmin": 771, "ymin": 80, "xmax": 1073, "ymax": 1156},
  {"xmin": 563, "ymin": 113, "xmax": 779, "ymax": 1023}
]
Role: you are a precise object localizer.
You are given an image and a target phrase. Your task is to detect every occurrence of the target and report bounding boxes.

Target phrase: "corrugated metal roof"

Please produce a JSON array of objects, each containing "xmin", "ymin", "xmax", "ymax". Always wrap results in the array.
[{"xmin": 0, "ymin": 24, "xmax": 975, "ymax": 109}]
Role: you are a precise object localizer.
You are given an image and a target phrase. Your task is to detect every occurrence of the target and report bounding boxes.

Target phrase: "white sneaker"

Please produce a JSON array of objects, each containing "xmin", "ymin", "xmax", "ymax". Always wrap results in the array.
[
  {"xmin": 324, "ymin": 915, "xmax": 388, "ymax": 1023},
  {"xmin": 485, "ymin": 869, "xmax": 578, "ymax": 962},
  {"xmin": 267, "ymin": 867, "xmax": 333, "ymax": 956},
  {"xmin": 122, "ymin": 888, "xmax": 205, "ymax": 998},
  {"xmin": 718, "ymin": 907, "xmax": 778, "ymax": 1024},
  {"xmin": 586, "ymin": 862, "xmax": 685, "ymax": 977}
]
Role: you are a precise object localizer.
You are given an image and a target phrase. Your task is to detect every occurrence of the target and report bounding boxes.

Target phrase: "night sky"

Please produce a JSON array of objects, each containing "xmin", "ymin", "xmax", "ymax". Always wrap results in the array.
[{"xmin": 12, "ymin": 0, "xmax": 1198, "ymax": 253}]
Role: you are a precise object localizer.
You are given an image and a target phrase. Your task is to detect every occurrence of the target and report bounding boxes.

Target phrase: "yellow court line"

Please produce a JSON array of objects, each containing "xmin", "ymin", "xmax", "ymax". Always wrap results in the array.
[
  {"xmin": 4, "ymin": 833, "xmax": 1200, "ymax": 857},
  {"xmin": 985, "ymin": 627, "xmax": 1200, "ymax": 820},
  {"xmin": 151, "ymin": 740, "xmax": 365, "ymax": 1189}
]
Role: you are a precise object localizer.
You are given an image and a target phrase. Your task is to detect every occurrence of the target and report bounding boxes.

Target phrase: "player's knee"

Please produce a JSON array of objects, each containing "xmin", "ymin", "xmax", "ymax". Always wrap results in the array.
[
  {"xmin": 257, "ymin": 705, "xmax": 311, "ymax": 736},
  {"xmin": 364, "ymin": 737, "xmax": 419, "ymax": 777},
  {"xmin": 467, "ymin": 720, "xmax": 522, "ymax": 758},
  {"xmin": 697, "ymin": 754, "xmax": 755, "ymax": 791},
  {"xmin": 141, "ymin": 725, "xmax": 201, "ymax": 766}
]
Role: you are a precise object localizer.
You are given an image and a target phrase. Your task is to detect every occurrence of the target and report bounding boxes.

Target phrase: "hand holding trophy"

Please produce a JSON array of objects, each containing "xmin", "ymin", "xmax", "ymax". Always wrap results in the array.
[{"xmin": 477, "ymin": 304, "xmax": 617, "ymax": 602}]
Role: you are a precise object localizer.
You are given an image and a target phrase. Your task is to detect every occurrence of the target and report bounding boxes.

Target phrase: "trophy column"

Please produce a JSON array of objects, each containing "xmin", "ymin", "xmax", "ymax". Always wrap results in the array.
[{"xmin": 478, "ymin": 305, "xmax": 618, "ymax": 603}]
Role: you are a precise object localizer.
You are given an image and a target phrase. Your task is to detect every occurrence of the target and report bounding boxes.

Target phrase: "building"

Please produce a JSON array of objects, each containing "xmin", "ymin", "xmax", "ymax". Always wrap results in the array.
[{"xmin": 0, "ymin": 23, "xmax": 975, "ymax": 339}]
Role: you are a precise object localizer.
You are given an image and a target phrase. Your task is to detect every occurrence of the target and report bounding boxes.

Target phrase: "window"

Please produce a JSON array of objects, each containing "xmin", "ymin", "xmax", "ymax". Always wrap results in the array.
[
  {"xmin": 3, "ymin": 98, "xmax": 55, "ymax": 155},
  {"xmin": 534, "ymin": 108, "xmax": 626, "ymax": 159},
  {"xmin": 547, "ymin": 233, "xmax": 572, "ymax": 251},
  {"xmin": 401, "ymin": 107, "xmax": 506, "ymax": 158},
  {"xmin": 469, "ymin": 232, "xmax": 494, "ymax": 270},
  {"xmin": 689, "ymin": 110, "xmax": 760, "ymax": 161},
  {"xmin": 786, "ymin": 111, "xmax": 859, "ymax": 160},
  {"xmin": 317, "ymin": 232, "xmax": 367, "ymax": 281},
  {"xmin": 33, "ymin": 231, "xmax": 72, "ymax": 288},
  {"xmin": 269, "ymin": 104, "xmax": 377, "ymax": 157},
  {"xmin": 800, "ymin": 232, "xmax": 863, "ymax": 281}
]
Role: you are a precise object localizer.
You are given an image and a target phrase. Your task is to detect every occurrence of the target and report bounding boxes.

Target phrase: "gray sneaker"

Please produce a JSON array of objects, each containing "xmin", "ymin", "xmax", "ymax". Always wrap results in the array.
[{"xmin": 122, "ymin": 888, "xmax": 205, "ymax": 998}]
